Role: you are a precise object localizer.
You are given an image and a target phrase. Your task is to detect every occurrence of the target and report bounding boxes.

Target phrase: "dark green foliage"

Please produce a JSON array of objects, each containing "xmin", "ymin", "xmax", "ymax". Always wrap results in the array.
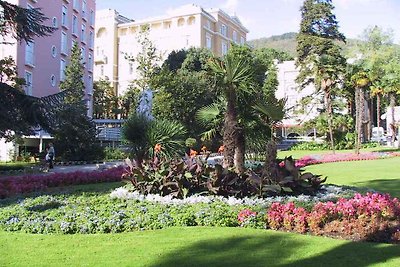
[
  {"xmin": 0, "ymin": 0, "xmax": 56, "ymax": 43},
  {"xmin": 0, "ymin": 83, "xmax": 69, "ymax": 139},
  {"xmin": 122, "ymin": 112, "xmax": 187, "ymax": 163},
  {"xmin": 53, "ymin": 43, "xmax": 102, "ymax": 161},
  {"xmin": 52, "ymin": 106, "xmax": 104, "ymax": 161},
  {"xmin": 59, "ymin": 43, "xmax": 85, "ymax": 106},
  {"xmin": 152, "ymin": 67, "xmax": 217, "ymax": 138},
  {"xmin": 93, "ymin": 79, "xmax": 119, "ymax": 119},
  {"xmin": 122, "ymin": 155, "xmax": 325, "ymax": 199},
  {"xmin": 296, "ymin": 0, "xmax": 347, "ymax": 151}
]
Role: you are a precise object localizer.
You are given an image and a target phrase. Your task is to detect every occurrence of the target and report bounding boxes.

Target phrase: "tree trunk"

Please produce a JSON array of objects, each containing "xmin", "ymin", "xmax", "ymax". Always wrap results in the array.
[
  {"xmin": 235, "ymin": 127, "xmax": 245, "ymax": 174},
  {"xmin": 223, "ymin": 90, "xmax": 238, "ymax": 169},
  {"xmin": 377, "ymin": 94, "xmax": 381, "ymax": 128},
  {"xmin": 390, "ymin": 93, "xmax": 396, "ymax": 144},
  {"xmin": 324, "ymin": 87, "xmax": 335, "ymax": 153},
  {"xmin": 354, "ymin": 86, "xmax": 361, "ymax": 154}
]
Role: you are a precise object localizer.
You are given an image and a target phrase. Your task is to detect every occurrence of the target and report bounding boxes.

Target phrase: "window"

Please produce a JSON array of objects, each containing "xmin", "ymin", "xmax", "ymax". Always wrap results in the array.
[
  {"xmin": 233, "ymin": 31, "xmax": 237, "ymax": 43},
  {"xmin": 81, "ymin": 24, "xmax": 86, "ymax": 43},
  {"xmin": 25, "ymin": 42, "xmax": 34, "ymax": 66},
  {"xmin": 52, "ymin": 17, "xmax": 58, "ymax": 28},
  {"xmin": 240, "ymin": 36, "xmax": 245, "ymax": 45},
  {"xmin": 90, "ymin": 10, "xmax": 95, "ymax": 26},
  {"xmin": 221, "ymin": 41, "xmax": 228, "ymax": 55},
  {"xmin": 206, "ymin": 33, "xmax": 212, "ymax": 49},
  {"xmin": 88, "ymin": 53, "xmax": 92, "ymax": 70},
  {"xmin": 50, "ymin": 75, "xmax": 56, "ymax": 87},
  {"xmin": 73, "ymin": 0, "xmax": 79, "ymax": 11},
  {"xmin": 61, "ymin": 5, "xmax": 68, "ymax": 27},
  {"xmin": 129, "ymin": 62, "xmax": 134, "ymax": 75},
  {"xmin": 88, "ymin": 75, "xmax": 93, "ymax": 95},
  {"xmin": 80, "ymin": 47, "xmax": 86, "ymax": 64},
  {"xmin": 72, "ymin": 15, "xmax": 78, "ymax": 35},
  {"xmin": 25, "ymin": 71, "xmax": 33, "ymax": 95},
  {"xmin": 61, "ymin": 32, "xmax": 67, "ymax": 54},
  {"xmin": 220, "ymin": 24, "xmax": 227, "ymax": 37},
  {"xmin": 82, "ymin": 0, "xmax": 87, "ymax": 19},
  {"xmin": 51, "ymin": 45, "xmax": 57, "ymax": 57},
  {"xmin": 60, "ymin": 59, "xmax": 66, "ymax": 81},
  {"xmin": 206, "ymin": 20, "xmax": 211, "ymax": 29},
  {"xmin": 89, "ymin": 31, "xmax": 94, "ymax": 48}
]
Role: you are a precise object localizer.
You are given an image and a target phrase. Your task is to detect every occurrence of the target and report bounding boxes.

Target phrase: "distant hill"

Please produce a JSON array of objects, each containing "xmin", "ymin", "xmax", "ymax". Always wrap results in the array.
[{"xmin": 248, "ymin": 32, "xmax": 364, "ymax": 58}]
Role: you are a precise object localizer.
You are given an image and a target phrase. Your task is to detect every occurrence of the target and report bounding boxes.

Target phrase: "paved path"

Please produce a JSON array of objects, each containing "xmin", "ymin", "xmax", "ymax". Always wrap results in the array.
[{"xmin": 48, "ymin": 161, "xmax": 125, "ymax": 173}]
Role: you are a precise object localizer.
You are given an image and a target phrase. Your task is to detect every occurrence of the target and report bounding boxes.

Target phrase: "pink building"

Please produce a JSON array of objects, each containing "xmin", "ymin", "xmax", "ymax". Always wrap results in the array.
[{"xmin": 1, "ymin": 0, "xmax": 96, "ymax": 115}]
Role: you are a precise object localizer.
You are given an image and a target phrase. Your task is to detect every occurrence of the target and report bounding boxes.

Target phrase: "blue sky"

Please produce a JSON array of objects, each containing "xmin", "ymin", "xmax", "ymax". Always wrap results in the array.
[{"xmin": 96, "ymin": 0, "xmax": 400, "ymax": 43}]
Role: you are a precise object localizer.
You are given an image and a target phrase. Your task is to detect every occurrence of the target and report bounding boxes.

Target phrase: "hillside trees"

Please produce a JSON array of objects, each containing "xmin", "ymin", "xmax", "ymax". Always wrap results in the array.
[{"xmin": 296, "ymin": 0, "xmax": 346, "ymax": 152}]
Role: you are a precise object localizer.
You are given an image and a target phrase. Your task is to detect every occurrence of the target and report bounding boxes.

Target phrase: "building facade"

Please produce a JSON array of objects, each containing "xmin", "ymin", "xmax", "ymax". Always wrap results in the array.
[
  {"xmin": 94, "ymin": 4, "xmax": 248, "ymax": 96},
  {"xmin": 276, "ymin": 60, "xmax": 323, "ymax": 137},
  {"xmin": 1, "ymin": 0, "xmax": 96, "ymax": 115}
]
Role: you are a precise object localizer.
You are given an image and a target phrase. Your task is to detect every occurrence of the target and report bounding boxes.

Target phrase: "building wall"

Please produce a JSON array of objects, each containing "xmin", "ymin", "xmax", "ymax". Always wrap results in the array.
[
  {"xmin": 94, "ymin": 4, "xmax": 248, "ymax": 96},
  {"xmin": 276, "ymin": 60, "xmax": 322, "ymax": 128},
  {"xmin": 1, "ymin": 0, "xmax": 96, "ymax": 115}
]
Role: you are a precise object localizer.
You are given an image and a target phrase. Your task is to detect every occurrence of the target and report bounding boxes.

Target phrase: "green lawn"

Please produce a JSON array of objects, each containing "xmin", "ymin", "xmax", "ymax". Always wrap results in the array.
[
  {"xmin": 1, "ymin": 227, "xmax": 399, "ymax": 267},
  {"xmin": 306, "ymin": 157, "xmax": 400, "ymax": 197},
  {"xmin": 278, "ymin": 146, "xmax": 398, "ymax": 159}
]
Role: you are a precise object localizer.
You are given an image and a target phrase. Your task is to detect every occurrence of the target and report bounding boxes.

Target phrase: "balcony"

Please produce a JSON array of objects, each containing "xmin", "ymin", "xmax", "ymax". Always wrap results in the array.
[{"xmin": 94, "ymin": 55, "xmax": 107, "ymax": 65}]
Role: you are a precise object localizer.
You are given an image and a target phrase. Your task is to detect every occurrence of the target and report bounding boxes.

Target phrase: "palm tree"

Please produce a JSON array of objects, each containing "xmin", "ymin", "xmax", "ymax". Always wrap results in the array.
[
  {"xmin": 351, "ymin": 71, "xmax": 370, "ymax": 154},
  {"xmin": 208, "ymin": 54, "xmax": 252, "ymax": 173}
]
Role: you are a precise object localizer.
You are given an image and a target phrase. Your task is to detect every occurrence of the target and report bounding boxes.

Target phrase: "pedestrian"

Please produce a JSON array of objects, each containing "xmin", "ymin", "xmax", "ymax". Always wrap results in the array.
[{"xmin": 46, "ymin": 143, "xmax": 55, "ymax": 169}]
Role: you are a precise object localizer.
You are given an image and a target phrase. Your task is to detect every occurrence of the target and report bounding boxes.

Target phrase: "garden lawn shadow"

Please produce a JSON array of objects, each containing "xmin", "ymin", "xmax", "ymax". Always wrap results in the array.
[
  {"xmin": 354, "ymin": 179, "xmax": 400, "ymax": 198},
  {"xmin": 149, "ymin": 228, "xmax": 400, "ymax": 267}
]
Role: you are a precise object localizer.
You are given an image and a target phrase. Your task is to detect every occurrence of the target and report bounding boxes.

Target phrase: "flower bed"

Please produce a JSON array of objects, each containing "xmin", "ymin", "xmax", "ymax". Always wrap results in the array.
[
  {"xmin": 295, "ymin": 151, "xmax": 400, "ymax": 167},
  {"xmin": 1, "ymin": 186, "xmax": 399, "ymax": 243},
  {"xmin": 0, "ymin": 166, "xmax": 124, "ymax": 199},
  {"xmin": 264, "ymin": 192, "xmax": 400, "ymax": 243}
]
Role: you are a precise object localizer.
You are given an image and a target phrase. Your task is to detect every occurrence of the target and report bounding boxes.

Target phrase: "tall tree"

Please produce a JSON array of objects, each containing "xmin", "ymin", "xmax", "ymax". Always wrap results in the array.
[
  {"xmin": 93, "ymin": 79, "xmax": 119, "ymax": 119},
  {"xmin": 208, "ymin": 52, "xmax": 253, "ymax": 172},
  {"xmin": 296, "ymin": 0, "xmax": 346, "ymax": 152},
  {"xmin": 60, "ymin": 42, "xmax": 85, "ymax": 107},
  {"xmin": 54, "ymin": 43, "xmax": 102, "ymax": 160}
]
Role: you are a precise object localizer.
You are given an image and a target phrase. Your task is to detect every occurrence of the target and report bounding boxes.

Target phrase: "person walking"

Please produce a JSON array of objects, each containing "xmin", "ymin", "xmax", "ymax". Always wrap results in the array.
[{"xmin": 46, "ymin": 143, "xmax": 55, "ymax": 169}]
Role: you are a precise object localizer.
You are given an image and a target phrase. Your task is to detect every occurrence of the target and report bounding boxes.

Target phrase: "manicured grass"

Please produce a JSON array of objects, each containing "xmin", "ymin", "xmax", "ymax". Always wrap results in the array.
[
  {"xmin": 1, "ymin": 227, "xmax": 399, "ymax": 267},
  {"xmin": 278, "ymin": 146, "xmax": 398, "ymax": 159},
  {"xmin": 306, "ymin": 157, "xmax": 400, "ymax": 197}
]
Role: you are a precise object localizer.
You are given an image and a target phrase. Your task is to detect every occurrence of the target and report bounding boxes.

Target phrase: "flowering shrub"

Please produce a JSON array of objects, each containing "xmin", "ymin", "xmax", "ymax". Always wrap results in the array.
[
  {"xmin": 296, "ymin": 152, "xmax": 400, "ymax": 167},
  {"xmin": 267, "ymin": 202, "xmax": 308, "ymax": 233},
  {"xmin": 237, "ymin": 209, "xmax": 257, "ymax": 227},
  {"xmin": 267, "ymin": 193, "xmax": 400, "ymax": 243},
  {"xmin": 0, "ymin": 167, "xmax": 124, "ymax": 199}
]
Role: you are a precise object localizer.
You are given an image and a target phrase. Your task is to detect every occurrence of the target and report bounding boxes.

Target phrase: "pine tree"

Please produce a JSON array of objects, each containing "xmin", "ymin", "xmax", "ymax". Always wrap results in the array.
[
  {"xmin": 295, "ymin": 0, "xmax": 346, "ymax": 152},
  {"xmin": 54, "ymin": 44, "xmax": 102, "ymax": 160},
  {"xmin": 60, "ymin": 42, "xmax": 85, "ymax": 106}
]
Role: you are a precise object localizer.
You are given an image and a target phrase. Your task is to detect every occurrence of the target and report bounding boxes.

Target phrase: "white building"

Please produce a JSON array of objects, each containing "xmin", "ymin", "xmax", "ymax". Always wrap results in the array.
[
  {"xmin": 94, "ymin": 4, "xmax": 248, "ymax": 96},
  {"xmin": 276, "ymin": 60, "xmax": 323, "ymax": 137}
]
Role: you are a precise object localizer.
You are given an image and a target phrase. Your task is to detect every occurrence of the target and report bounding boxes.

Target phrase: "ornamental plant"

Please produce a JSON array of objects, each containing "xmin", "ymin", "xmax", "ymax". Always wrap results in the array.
[{"xmin": 0, "ymin": 167, "xmax": 124, "ymax": 199}]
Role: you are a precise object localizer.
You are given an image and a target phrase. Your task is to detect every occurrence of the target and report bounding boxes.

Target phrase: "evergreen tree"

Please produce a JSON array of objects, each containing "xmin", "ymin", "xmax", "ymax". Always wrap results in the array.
[
  {"xmin": 295, "ymin": 0, "xmax": 346, "ymax": 152},
  {"xmin": 54, "ymin": 43, "xmax": 103, "ymax": 161},
  {"xmin": 60, "ymin": 42, "xmax": 85, "ymax": 106}
]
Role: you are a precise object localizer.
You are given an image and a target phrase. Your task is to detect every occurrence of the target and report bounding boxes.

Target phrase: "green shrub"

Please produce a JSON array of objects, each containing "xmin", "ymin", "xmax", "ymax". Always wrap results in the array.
[{"xmin": 104, "ymin": 147, "xmax": 127, "ymax": 160}]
